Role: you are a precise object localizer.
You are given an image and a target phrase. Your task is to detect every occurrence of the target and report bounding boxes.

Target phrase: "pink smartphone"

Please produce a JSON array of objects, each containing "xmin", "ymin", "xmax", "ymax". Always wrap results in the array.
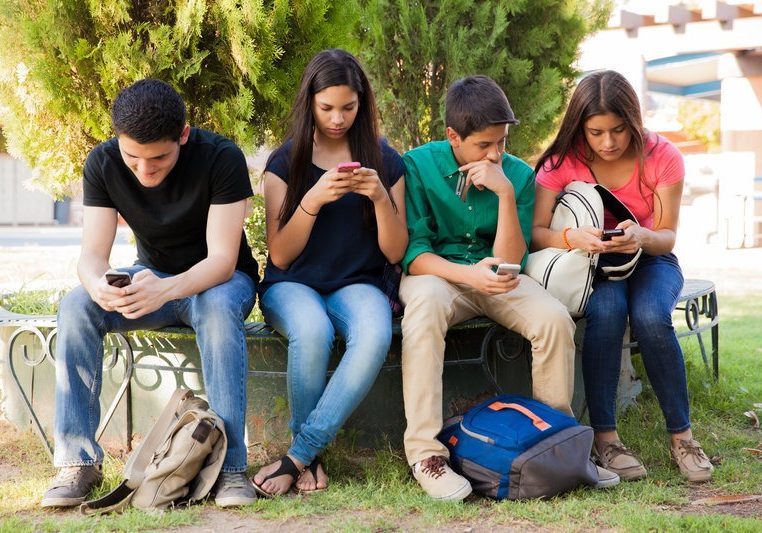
[{"xmin": 337, "ymin": 161, "xmax": 361, "ymax": 172}]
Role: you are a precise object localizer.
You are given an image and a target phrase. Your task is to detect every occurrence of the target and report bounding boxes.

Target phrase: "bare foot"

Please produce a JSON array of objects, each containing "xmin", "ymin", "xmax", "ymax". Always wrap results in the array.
[
  {"xmin": 295, "ymin": 459, "xmax": 328, "ymax": 492},
  {"xmin": 252, "ymin": 455, "xmax": 303, "ymax": 496}
]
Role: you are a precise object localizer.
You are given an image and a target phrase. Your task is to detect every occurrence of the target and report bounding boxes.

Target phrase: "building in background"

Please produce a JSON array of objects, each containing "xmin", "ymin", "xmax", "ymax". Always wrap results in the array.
[
  {"xmin": 0, "ymin": 154, "xmax": 62, "ymax": 225},
  {"xmin": 578, "ymin": 0, "xmax": 762, "ymax": 248}
]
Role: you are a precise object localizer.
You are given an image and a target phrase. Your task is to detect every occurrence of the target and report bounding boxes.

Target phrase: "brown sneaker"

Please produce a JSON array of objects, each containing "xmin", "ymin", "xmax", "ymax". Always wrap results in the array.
[
  {"xmin": 41, "ymin": 465, "xmax": 103, "ymax": 508},
  {"xmin": 593, "ymin": 440, "xmax": 648, "ymax": 481},
  {"xmin": 671, "ymin": 438, "xmax": 713, "ymax": 482},
  {"xmin": 412, "ymin": 456, "xmax": 472, "ymax": 501}
]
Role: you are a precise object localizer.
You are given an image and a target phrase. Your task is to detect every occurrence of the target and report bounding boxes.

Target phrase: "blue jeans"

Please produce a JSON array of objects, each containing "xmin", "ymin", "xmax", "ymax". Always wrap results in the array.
[
  {"xmin": 53, "ymin": 266, "xmax": 256, "ymax": 473},
  {"xmin": 583, "ymin": 253, "xmax": 690, "ymax": 433},
  {"xmin": 260, "ymin": 282, "xmax": 391, "ymax": 465}
]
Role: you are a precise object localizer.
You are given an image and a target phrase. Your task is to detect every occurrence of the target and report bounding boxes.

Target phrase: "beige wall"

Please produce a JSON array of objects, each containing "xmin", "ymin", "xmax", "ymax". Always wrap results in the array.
[{"xmin": 721, "ymin": 75, "xmax": 762, "ymax": 177}]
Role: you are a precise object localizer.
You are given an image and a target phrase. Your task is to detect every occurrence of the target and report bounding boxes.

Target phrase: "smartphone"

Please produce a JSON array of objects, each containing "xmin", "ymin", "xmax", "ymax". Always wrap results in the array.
[
  {"xmin": 601, "ymin": 228, "xmax": 625, "ymax": 241},
  {"xmin": 337, "ymin": 161, "xmax": 361, "ymax": 172},
  {"xmin": 495, "ymin": 263, "xmax": 521, "ymax": 278},
  {"xmin": 105, "ymin": 269, "xmax": 132, "ymax": 288}
]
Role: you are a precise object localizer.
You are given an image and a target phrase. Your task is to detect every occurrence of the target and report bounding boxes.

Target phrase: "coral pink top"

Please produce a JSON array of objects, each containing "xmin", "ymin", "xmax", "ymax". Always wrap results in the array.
[{"xmin": 535, "ymin": 133, "xmax": 684, "ymax": 229}]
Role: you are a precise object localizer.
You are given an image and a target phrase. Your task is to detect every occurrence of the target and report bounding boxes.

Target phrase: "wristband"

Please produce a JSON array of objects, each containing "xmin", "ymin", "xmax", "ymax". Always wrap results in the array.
[
  {"xmin": 562, "ymin": 227, "xmax": 573, "ymax": 250},
  {"xmin": 299, "ymin": 202, "xmax": 318, "ymax": 217}
]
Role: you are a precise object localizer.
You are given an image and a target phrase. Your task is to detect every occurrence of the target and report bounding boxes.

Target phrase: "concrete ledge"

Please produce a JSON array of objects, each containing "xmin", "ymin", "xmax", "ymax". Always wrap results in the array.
[{"xmin": 0, "ymin": 278, "xmax": 717, "ymax": 458}]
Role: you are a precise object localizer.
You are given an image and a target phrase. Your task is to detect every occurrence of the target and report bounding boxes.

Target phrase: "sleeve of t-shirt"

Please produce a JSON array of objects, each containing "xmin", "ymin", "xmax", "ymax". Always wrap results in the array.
[
  {"xmin": 651, "ymin": 138, "xmax": 684, "ymax": 188},
  {"xmin": 82, "ymin": 145, "xmax": 116, "ymax": 208},
  {"xmin": 535, "ymin": 156, "xmax": 574, "ymax": 192},
  {"xmin": 401, "ymin": 151, "xmax": 437, "ymax": 274},
  {"xmin": 264, "ymin": 144, "xmax": 291, "ymax": 183},
  {"xmin": 380, "ymin": 139, "xmax": 406, "ymax": 188},
  {"xmin": 210, "ymin": 142, "xmax": 254, "ymax": 204}
]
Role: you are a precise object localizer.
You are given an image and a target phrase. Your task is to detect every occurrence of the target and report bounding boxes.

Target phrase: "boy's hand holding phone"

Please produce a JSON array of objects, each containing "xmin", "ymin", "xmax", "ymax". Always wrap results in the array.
[
  {"xmin": 467, "ymin": 257, "xmax": 520, "ymax": 295},
  {"xmin": 108, "ymin": 269, "xmax": 170, "ymax": 320}
]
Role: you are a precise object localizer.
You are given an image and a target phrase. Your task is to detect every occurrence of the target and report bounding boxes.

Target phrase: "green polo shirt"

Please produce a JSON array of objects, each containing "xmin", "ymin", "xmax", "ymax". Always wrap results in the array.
[{"xmin": 402, "ymin": 140, "xmax": 535, "ymax": 273}]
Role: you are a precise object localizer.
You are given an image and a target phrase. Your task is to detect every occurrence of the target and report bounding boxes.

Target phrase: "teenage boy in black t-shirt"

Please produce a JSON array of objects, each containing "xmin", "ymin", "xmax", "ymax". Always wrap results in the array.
[{"xmin": 41, "ymin": 79, "xmax": 259, "ymax": 509}]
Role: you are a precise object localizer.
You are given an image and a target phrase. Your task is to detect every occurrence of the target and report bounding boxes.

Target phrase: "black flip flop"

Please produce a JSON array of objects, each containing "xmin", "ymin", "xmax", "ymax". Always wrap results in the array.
[
  {"xmin": 252, "ymin": 455, "xmax": 301, "ymax": 498},
  {"xmin": 296, "ymin": 456, "xmax": 328, "ymax": 494}
]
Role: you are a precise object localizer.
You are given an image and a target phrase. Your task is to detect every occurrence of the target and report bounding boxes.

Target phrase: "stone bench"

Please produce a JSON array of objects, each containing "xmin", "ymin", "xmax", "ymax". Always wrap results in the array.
[{"xmin": 0, "ymin": 278, "xmax": 718, "ymax": 459}]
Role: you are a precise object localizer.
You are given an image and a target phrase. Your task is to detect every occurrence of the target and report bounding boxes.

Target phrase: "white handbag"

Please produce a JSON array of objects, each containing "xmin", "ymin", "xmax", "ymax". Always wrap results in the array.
[{"xmin": 525, "ymin": 181, "xmax": 641, "ymax": 317}]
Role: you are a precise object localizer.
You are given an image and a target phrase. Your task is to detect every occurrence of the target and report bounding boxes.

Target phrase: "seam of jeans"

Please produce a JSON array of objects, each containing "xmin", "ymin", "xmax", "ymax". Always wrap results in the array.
[{"xmin": 54, "ymin": 459, "xmax": 101, "ymax": 468}]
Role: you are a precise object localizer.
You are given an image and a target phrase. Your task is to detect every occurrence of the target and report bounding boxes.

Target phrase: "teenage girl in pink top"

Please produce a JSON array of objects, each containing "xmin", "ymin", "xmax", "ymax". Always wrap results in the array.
[{"xmin": 531, "ymin": 70, "xmax": 713, "ymax": 483}]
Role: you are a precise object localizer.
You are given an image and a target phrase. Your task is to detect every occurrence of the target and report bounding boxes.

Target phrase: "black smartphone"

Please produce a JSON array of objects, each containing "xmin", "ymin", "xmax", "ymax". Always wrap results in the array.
[
  {"xmin": 105, "ymin": 269, "xmax": 132, "ymax": 288},
  {"xmin": 601, "ymin": 228, "xmax": 625, "ymax": 241}
]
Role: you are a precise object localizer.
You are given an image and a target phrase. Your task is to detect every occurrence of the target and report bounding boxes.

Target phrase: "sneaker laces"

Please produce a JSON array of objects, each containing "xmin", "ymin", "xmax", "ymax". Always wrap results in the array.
[
  {"xmin": 51, "ymin": 467, "xmax": 88, "ymax": 488},
  {"xmin": 601, "ymin": 441, "xmax": 637, "ymax": 462},
  {"xmin": 420, "ymin": 456, "xmax": 447, "ymax": 479},
  {"xmin": 675, "ymin": 439, "xmax": 709, "ymax": 462}
]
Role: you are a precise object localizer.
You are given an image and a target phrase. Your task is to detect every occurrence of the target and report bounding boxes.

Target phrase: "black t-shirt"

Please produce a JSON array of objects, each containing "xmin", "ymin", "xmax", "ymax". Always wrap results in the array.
[
  {"xmin": 259, "ymin": 139, "xmax": 405, "ymax": 295},
  {"xmin": 83, "ymin": 128, "xmax": 259, "ymax": 282}
]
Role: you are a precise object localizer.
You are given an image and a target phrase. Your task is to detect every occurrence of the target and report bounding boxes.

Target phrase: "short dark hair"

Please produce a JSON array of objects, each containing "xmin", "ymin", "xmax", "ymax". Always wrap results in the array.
[
  {"xmin": 445, "ymin": 75, "xmax": 519, "ymax": 139},
  {"xmin": 111, "ymin": 79, "xmax": 186, "ymax": 143}
]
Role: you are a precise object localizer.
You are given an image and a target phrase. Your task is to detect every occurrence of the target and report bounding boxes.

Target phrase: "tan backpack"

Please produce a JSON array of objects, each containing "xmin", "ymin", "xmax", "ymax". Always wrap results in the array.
[{"xmin": 80, "ymin": 389, "xmax": 227, "ymax": 514}]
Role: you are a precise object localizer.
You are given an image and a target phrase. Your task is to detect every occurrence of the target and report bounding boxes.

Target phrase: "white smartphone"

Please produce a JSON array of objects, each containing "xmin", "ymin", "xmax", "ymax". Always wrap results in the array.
[{"xmin": 496, "ymin": 263, "xmax": 521, "ymax": 278}]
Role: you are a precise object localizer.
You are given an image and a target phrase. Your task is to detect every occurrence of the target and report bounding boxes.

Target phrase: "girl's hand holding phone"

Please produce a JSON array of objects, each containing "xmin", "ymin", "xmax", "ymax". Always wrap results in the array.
[
  {"xmin": 305, "ymin": 166, "xmax": 355, "ymax": 209},
  {"xmin": 348, "ymin": 166, "xmax": 388, "ymax": 203}
]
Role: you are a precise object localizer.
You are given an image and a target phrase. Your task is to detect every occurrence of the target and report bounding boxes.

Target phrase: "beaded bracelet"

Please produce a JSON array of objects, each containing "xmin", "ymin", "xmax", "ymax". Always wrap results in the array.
[{"xmin": 562, "ymin": 227, "xmax": 572, "ymax": 250}]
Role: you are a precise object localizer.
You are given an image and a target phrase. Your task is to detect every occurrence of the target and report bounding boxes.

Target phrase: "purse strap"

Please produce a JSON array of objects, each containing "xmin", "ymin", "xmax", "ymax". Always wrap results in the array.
[
  {"xmin": 80, "ymin": 388, "xmax": 193, "ymax": 515},
  {"xmin": 123, "ymin": 388, "xmax": 193, "ymax": 485}
]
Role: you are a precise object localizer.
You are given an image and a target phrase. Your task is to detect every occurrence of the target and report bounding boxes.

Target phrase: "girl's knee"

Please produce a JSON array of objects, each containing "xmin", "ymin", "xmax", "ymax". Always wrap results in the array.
[
  {"xmin": 630, "ymin": 308, "xmax": 673, "ymax": 336},
  {"xmin": 288, "ymin": 316, "xmax": 335, "ymax": 352}
]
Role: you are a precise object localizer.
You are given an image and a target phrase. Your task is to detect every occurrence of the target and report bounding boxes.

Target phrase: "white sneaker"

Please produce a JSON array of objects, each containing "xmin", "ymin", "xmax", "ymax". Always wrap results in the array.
[
  {"xmin": 594, "ymin": 465, "xmax": 621, "ymax": 489},
  {"xmin": 412, "ymin": 456, "xmax": 472, "ymax": 501}
]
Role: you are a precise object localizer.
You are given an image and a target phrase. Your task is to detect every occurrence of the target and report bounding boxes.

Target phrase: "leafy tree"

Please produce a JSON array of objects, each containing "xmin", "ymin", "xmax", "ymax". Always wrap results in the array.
[
  {"xmin": 0, "ymin": 0, "xmax": 359, "ymax": 197},
  {"xmin": 360, "ymin": 0, "xmax": 612, "ymax": 158},
  {"xmin": 677, "ymin": 98, "xmax": 720, "ymax": 151}
]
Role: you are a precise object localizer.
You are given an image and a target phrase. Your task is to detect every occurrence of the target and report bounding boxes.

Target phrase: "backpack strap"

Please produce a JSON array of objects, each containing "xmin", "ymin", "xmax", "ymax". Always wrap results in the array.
[
  {"xmin": 593, "ymin": 184, "xmax": 637, "ymax": 224},
  {"xmin": 79, "ymin": 388, "xmax": 194, "ymax": 515}
]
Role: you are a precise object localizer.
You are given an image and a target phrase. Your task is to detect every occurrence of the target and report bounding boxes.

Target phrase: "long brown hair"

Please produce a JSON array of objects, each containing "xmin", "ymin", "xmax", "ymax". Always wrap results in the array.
[
  {"xmin": 535, "ymin": 70, "xmax": 660, "ymax": 215},
  {"xmin": 276, "ymin": 48, "xmax": 390, "ymax": 228}
]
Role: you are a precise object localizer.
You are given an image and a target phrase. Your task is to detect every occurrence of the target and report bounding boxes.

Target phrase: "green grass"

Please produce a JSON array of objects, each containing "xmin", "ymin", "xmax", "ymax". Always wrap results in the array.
[
  {"xmin": 0, "ymin": 289, "xmax": 62, "ymax": 316},
  {"xmin": 1, "ymin": 293, "xmax": 761, "ymax": 531}
]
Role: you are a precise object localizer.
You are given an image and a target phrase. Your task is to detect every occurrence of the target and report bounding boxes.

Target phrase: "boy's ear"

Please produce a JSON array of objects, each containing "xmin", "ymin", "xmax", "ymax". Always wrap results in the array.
[
  {"xmin": 178, "ymin": 124, "xmax": 191, "ymax": 145},
  {"xmin": 446, "ymin": 126, "xmax": 462, "ymax": 148}
]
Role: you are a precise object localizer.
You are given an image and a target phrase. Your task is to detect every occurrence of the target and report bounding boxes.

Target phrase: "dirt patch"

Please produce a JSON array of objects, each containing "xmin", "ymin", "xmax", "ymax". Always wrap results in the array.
[
  {"xmin": 676, "ymin": 485, "xmax": 762, "ymax": 519},
  {"xmin": 0, "ymin": 463, "xmax": 21, "ymax": 484},
  {"xmin": 171, "ymin": 509, "xmax": 538, "ymax": 533}
]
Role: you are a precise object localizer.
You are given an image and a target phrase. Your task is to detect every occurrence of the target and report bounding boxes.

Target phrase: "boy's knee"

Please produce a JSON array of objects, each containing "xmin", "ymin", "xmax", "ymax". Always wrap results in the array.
[
  {"xmin": 400, "ymin": 275, "xmax": 452, "ymax": 312},
  {"xmin": 58, "ymin": 285, "xmax": 99, "ymax": 319}
]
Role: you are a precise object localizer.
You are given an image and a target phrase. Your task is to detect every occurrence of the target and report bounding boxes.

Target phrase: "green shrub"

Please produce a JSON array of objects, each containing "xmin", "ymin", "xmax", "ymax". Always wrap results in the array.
[
  {"xmin": 360, "ymin": 0, "xmax": 612, "ymax": 157},
  {"xmin": 0, "ymin": 0, "xmax": 359, "ymax": 197}
]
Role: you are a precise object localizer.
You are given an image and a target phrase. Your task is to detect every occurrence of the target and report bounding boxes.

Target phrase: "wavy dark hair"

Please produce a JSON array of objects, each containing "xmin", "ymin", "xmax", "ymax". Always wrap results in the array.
[
  {"xmin": 535, "ymin": 70, "xmax": 661, "ymax": 217},
  {"xmin": 276, "ymin": 48, "xmax": 391, "ymax": 228},
  {"xmin": 111, "ymin": 79, "xmax": 186, "ymax": 143}
]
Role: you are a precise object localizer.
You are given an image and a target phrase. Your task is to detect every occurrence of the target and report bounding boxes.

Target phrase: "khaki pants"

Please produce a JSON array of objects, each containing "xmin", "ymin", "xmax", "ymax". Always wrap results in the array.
[{"xmin": 399, "ymin": 274, "xmax": 576, "ymax": 466}]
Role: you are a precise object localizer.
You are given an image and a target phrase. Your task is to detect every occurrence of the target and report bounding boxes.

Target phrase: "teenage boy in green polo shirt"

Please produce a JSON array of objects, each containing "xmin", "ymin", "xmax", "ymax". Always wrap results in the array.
[{"xmin": 400, "ymin": 75, "xmax": 618, "ymax": 501}]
